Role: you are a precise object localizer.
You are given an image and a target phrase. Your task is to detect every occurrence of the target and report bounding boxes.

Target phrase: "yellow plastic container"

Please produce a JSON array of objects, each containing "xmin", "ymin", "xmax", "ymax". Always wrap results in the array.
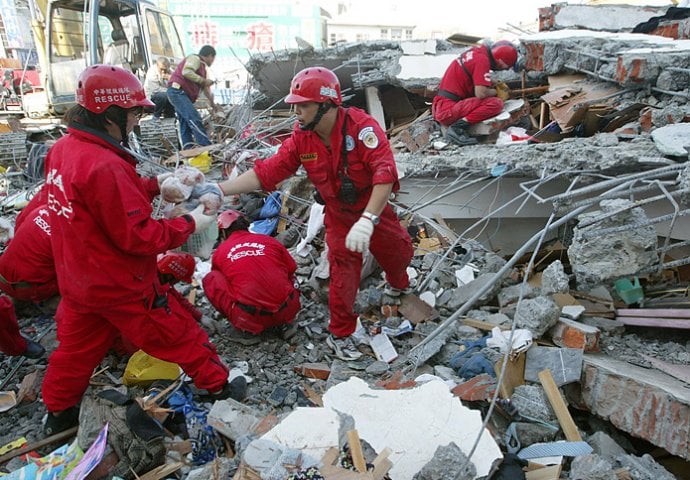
[
  {"xmin": 188, "ymin": 151, "xmax": 211, "ymax": 173},
  {"xmin": 122, "ymin": 350, "xmax": 181, "ymax": 386}
]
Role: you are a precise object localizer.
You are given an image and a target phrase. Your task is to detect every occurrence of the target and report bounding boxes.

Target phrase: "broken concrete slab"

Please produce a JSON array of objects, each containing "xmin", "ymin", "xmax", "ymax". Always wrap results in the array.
[
  {"xmin": 323, "ymin": 377, "xmax": 502, "ymax": 479},
  {"xmin": 651, "ymin": 123, "xmax": 690, "ymax": 157},
  {"xmin": 573, "ymin": 354, "xmax": 690, "ymax": 460},
  {"xmin": 208, "ymin": 398, "xmax": 262, "ymax": 441},
  {"xmin": 538, "ymin": 4, "xmax": 671, "ymax": 33}
]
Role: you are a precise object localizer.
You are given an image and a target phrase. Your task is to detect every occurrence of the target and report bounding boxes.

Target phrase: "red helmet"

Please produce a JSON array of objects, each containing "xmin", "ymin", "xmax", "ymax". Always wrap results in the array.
[
  {"xmin": 491, "ymin": 41, "xmax": 518, "ymax": 69},
  {"xmin": 157, "ymin": 251, "xmax": 195, "ymax": 283},
  {"xmin": 76, "ymin": 64, "xmax": 154, "ymax": 113},
  {"xmin": 285, "ymin": 67, "xmax": 342, "ymax": 105},
  {"xmin": 218, "ymin": 209, "xmax": 245, "ymax": 230}
]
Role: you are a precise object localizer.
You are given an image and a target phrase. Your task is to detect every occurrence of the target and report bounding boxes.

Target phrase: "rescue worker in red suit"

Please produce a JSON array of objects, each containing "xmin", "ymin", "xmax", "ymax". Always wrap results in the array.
[
  {"xmin": 41, "ymin": 65, "xmax": 244, "ymax": 436},
  {"xmin": 433, "ymin": 40, "xmax": 518, "ymax": 146},
  {"xmin": 202, "ymin": 210, "xmax": 300, "ymax": 345},
  {"xmin": 218, "ymin": 67, "xmax": 414, "ymax": 361},
  {"xmin": 0, "ymin": 207, "xmax": 57, "ymax": 359},
  {"xmin": 157, "ymin": 250, "xmax": 204, "ymax": 323}
]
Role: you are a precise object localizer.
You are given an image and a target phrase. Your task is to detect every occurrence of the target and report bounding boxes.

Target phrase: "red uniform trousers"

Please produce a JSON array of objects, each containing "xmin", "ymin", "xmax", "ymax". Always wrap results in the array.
[
  {"xmin": 0, "ymin": 281, "xmax": 59, "ymax": 356},
  {"xmin": 432, "ymin": 96, "xmax": 504, "ymax": 127},
  {"xmin": 326, "ymin": 204, "xmax": 413, "ymax": 337},
  {"xmin": 0, "ymin": 295, "xmax": 27, "ymax": 355},
  {"xmin": 42, "ymin": 291, "xmax": 228, "ymax": 412},
  {"xmin": 203, "ymin": 271, "xmax": 300, "ymax": 335}
]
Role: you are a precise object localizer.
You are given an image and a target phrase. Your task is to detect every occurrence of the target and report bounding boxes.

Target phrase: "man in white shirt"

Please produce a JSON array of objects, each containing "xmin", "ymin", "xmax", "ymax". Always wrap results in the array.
[{"xmin": 144, "ymin": 57, "xmax": 174, "ymax": 119}]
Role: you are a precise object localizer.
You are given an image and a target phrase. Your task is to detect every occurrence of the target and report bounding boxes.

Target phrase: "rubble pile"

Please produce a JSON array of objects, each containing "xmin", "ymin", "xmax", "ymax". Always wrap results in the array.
[{"xmin": 2, "ymin": 2, "xmax": 690, "ymax": 479}]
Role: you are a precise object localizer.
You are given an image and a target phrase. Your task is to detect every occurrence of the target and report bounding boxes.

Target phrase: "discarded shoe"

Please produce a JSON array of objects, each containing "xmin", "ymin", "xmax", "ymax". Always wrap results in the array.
[
  {"xmin": 445, "ymin": 120, "xmax": 478, "ymax": 146},
  {"xmin": 207, "ymin": 376, "xmax": 247, "ymax": 402},
  {"xmin": 44, "ymin": 406, "xmax": 80, "ymax": 436},
  {"xmin": 227, "ymin": 326, "xmax": 261, "ymax": 346},
  {"xmin": 326, "ymin": 334, "xmax": 363, "ymax": 361},
  {"xmin": 22, "ymin": 337, "xmax": 46, "ymax": 359}
]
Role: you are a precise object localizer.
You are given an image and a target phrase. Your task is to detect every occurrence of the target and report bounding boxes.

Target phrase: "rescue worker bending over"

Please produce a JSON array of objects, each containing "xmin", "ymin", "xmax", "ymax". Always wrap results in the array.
[
  {"xmin": 41, "ymin": 65, "xmax": 241, "ymax": 436},
  {"xmin": 217, "ymin": 67, "xmax": 413, "ymax": 361},
  {"xmin": 0, "ymin": 208, "xmax": 58, "ymax": 359},
  {"xmin": 433, "ymin": 40, "xmax": 518, "ymax": 145},
  {"xmin": 202, "ymin": 210, "xmax": 300, "ymax": 345}
]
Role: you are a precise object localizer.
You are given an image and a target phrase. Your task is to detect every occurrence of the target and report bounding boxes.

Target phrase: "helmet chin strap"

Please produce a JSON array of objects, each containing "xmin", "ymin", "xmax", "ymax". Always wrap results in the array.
[
  {"xmin": 299, "ymin": 102, "xmax": 331, "ymax": 131},
  {"xmin": 486, "ymin": 43, "xmax": 497, "ymax": 70}
]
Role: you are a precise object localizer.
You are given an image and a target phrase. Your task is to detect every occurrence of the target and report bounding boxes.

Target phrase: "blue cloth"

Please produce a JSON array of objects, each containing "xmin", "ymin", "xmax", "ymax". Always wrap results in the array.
[
  {"xmin": 167, "ymin": 384, "xmax": 220, "ymax": 464},
  {"xmin": 250, "ymin": 217, "xmax": 279, "ymax": 235},
  {"xmin": 259, "ymin": 191, "xmax": 282, "ymax": 219},
  {"xmin": 448, "ymin": 336, "xmax": 488, "ymax": 370},
  {"xmin": 457, "ymin": 353, "xmax": 496, "ymax": 379},
  {"xmin": 167, "ymin": 87, "xmax": 211, "ymax": 149}
]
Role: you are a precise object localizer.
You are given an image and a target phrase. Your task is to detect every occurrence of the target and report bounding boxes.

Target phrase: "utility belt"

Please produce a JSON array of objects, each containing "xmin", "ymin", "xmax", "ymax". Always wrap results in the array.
[
  {"xmin": 436, "ymin": 89, "xmax": 461, "ymax": 102},
  {"xmin": 0, "ymin": 273, "xmax": 32, "ymax": 289},
  {"xmin": 236, "ymin": 291, "xmax": 295, "ymax": 317}
]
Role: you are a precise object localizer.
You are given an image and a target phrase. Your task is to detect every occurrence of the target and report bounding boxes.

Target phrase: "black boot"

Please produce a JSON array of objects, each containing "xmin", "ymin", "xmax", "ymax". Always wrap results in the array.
[
  {"xmin": 22, "ymin": 337, "xmax": 45, "ymax": 359},
  {"xmin": 446, "ymin": 120, "xmax": 478, "ymax": 146},
  {"xmin": 207, "ymin": 376, "xmax": 247, "ymax": 402},
  {"xmin": 44, "ymin": 406, "xmax": 80, "ymax": 436}
]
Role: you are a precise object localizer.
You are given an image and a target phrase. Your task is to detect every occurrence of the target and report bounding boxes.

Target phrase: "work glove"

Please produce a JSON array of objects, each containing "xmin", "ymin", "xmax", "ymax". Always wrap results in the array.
[
  {"xmin": 188, "ymin": 204, "xmax": 216, "ymax": 234},
  {"xmin": 191, "ymin": 182, "xmax": 224, "ymax": 214},
  {"xmin": 0, "ymin": 217, "xmax": 14, "ymax": 244},
  {"xmin": 160, "ymin": 176, "xmax": 193, "ymax": 204},
  {"xmin": 495, "ymin": 81, "xmax": 511, "ymax": 101},
  {"xmin": 345, "ymin": 217, "xmax": 374, "ymax": 253}
]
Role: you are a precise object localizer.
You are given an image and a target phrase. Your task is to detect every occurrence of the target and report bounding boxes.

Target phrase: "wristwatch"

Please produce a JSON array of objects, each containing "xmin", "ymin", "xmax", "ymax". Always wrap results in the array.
[{"xmin": 361, "ymin": 211, "xmax": 380, "ymax": 225}]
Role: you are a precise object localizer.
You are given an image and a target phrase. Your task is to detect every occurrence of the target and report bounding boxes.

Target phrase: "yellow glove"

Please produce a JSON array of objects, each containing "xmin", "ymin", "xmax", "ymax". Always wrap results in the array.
[{"xmin": 495, "ymin": 81, "xmax": 511, "ymax": 101}]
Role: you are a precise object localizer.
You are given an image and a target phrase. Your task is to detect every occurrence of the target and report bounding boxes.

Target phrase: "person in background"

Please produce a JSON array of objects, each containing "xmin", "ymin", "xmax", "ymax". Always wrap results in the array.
[
  {"xmin": 216, "ymin": 67, "xmax": 414, "ymax": 361},
  {"xmin": 41, "ymin": 64, "xmax": 242, "ymax": 436},
  {"xmin": 432, "ymin": 40, "xmax": 518, "ymax": 145},
  {"xmin": 144, "ymin": 57, "xmax": 174, "ymax": 119},
  {"xmin": 167, "ymin": 45, "xmax": 220, "ymax": 149},
  {"xmin": 202, "ymin": 210, "xmax": 300, "ymax": 345},
  {"xmin": 0, "ymin": 208, "xmax": 57, "ymax": 359}
]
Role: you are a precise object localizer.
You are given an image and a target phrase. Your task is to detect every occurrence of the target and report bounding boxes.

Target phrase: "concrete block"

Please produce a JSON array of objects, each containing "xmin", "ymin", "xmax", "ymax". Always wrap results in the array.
[
  {"xmin": 576, "ymin": 354, "xmax": 690, "ymax": 460},
  {"xmin": 525, "ymin": 346, "xmax": 584, "ymax": 386},
  {"xmin": 208, "ymin": 398, "xmax": 262, "ymax": 440},
  {"xmin": 549, "ymin": 318, "xmax": 600, "ymax": 352}
]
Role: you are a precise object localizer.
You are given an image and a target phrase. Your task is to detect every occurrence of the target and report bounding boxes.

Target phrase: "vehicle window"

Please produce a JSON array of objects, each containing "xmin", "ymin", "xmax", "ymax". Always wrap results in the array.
[
  {"xmin": 50, "ymin": 8, "xmax": 86, "ymax": 62},
  {"xmin": 146, "ymin": 10, "xmax": 185, "ymax": 60}
]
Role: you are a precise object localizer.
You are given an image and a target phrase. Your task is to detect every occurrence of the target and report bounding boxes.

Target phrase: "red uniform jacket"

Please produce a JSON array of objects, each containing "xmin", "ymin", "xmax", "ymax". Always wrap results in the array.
[
  {"xmin": 254, "ymin": 106, "xmax": 399, "ymax": 214},
  {"xmin": 0, "ymin": 206, "xmax": 56, "ymax": 296},
  {"xmin": 437, "ymin": 45, "xmax": 493, "ymax": 100},
  {"xmin": 210, "ymin": 230, "xmax": 297, "ymax": 311},
  {"xmin": 45, "ymin": 125, "xmax": 194, "ymax": 307}
]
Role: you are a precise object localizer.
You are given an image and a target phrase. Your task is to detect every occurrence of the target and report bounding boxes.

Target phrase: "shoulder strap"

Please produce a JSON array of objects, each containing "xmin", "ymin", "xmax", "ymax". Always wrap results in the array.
[{"xmin": 340, "ymin": 108, "xmax": 349, "ymax": 172}]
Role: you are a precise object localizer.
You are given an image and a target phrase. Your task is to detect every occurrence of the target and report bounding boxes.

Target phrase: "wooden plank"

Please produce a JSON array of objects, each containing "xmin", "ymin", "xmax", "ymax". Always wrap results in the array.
[
  {"xmin": 538, "ymin": 369, "xmax": 582, "ymax": 442},
  {"xmin": 616, "ymin": 308, "xmax": 690, "ymax": 319},
  {"xmin": 495, "ymin": 352, "xmax": 526, "ymax": 399},
  {"xmin": 525, "ymin": 464, "xmax": 562, "ymax": 480},
  {"xmin": 347, "ymin": 430, "xmax": 367, "ymax": 473},
  {"xmin": 137, "ymin": 462, "xmax": 184, "ymax": 480},
  {"xmin": 462, "ymin": 317, "xmax": 510, "ymax": 331},
  {"xmin": 372, "ymin": 447, "xmax": 392, "ymax": 480},
  {"xmin": 615, "ymin": 316, "xmax": 690, "ymax": 329}
]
